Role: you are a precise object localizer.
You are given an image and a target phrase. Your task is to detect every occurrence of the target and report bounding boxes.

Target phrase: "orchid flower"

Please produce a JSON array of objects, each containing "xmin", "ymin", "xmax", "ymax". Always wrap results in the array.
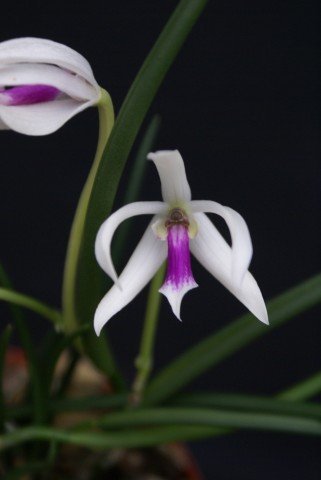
[
  {"xmin": 94, "ymin": 150, "xmax": 268, "ymax": 335},
  {"xmin": 0, "ymin": 37, "xmax": 101, "ymax": 135}
]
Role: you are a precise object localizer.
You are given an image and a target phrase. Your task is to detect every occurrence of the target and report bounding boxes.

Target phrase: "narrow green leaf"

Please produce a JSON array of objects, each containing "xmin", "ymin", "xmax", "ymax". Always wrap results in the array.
[
  {"xmin": 74, "ymin": 0, "xmax": 208, "ymax": 327},
  {"xmin": 5, "ymin": 394, "xmax": 127, "ymax": 421},
  {"xmin": 98, "ymin": 407, "xmax": 321, "ymax": 437},
  {"xmin": 170, "ymin": 393, "xmax": 321, "ymax": 419},
  {"xmin": 0, "ymin": 288, "xmax": 62, "ymax": 327},
  {"xmin": 1, "ymin": 405, "xmax": 320, "ymax": 453},
  {"xmin": 0, "ymin": 424, "xmax": 219, "ymax": 452},
  {"xmin": 0, "ymin": 264, "xmax": 49, "ymax": 424},
  {"xmin": 0, "ymin": 262, "xmax": 23, "ymax": 323},
  {"xmin": 278, "ymin": 371, "xmax": 321, "ymax": 401},
  {"xmin": 144, "ymin": 273, "xmax": 321, "ymax": 405},
  {"xmin": 0, "ymin": 264, "xmax": 51, "ymax": 427}
]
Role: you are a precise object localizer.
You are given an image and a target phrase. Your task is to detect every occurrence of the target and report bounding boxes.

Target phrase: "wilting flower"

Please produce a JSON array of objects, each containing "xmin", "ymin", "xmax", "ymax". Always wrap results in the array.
[
  {"xmin": 0, "ymin": 37, "xmax": 101, "ymax": 135},
  {"xmin": 94, "ymin": 150, "xmax": 268, "ymax": 335}
]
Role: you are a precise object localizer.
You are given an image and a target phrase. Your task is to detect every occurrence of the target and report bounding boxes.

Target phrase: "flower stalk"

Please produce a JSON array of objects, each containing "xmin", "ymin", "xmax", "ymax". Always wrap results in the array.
[
  {"xmin": 131, "ymin": 264, "xmax": 166, "ymax": 404},
  {"xmin": 62, "ymin": 89, "xmax": 114, "ymax": 333}
]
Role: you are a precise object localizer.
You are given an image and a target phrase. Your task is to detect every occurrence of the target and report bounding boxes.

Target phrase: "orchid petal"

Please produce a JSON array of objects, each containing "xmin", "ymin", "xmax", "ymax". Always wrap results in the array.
[
  {"xmin": 0, "ymin": 37, "xmax": 99, "ymax": 92},
  {"xmin": 95, "ymin": 201, "xmax": 166, "ymax": 285},
  {"xmin": 0, "ymin": 64, "xmax": 97, "ymax": 101},
  {"xmin": 190, "ymin": 213, "xmax": 268, "ymax": 324},
  {"xmin": 0, "ymin": 99, "xmax": 96, "ymax": 135},
  {"xmin": 191, "ymin": 200, "xmax": 252, "ymax": 285},
  {"xmin": 94, "ymin": 220, "xmax": 167, "ymax": 335},
  {"xmin": 148, "ymin": 150, "xmax": 191, "ymax": 204}
]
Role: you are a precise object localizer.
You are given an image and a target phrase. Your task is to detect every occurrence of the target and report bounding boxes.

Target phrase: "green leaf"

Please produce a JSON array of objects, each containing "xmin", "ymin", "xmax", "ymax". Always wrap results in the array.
[
  {"xmin": 74, "ymin": 0, "xmax": 208, "ymax": 328},
  {"xmin": 97, "ymin": 407, "xmax": 321, "ymax": 437},
  {"xmin": 170, "ymin": 393, "xmax": 321, "ymax": 420},
  {"xmin": 0, "ymin": 261, "xmax": 23, "ymax": 323},
  {"xmin": 1, "ymin": 405, "xmax": 320, "ymax": 452},
  {"xmin": 0, "ymin": 425, "xmax": 219, "ymax": 452},
  {"xmin": 144, "ymin": 273, "xmax": 321, "ymax": 405},
  {"xmin": 278, "ymin": 371, "xmax": 321, "ymax": 401},
  {"xmin": 0, "ymin": 288, "xmax": 62, "ymax": 327}
]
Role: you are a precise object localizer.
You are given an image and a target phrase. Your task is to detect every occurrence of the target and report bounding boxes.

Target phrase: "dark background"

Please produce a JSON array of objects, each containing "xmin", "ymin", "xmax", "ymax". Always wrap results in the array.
[{"xmin": 1, "ymin": 1, "xmax": 320, "ymax": 478}]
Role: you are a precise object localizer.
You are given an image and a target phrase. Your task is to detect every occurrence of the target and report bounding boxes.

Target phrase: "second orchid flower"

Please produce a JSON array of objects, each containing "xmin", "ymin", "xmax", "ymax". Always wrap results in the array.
[{"xmin": 0, "ymin": 37, "xmax": 101, "ymax": 135}]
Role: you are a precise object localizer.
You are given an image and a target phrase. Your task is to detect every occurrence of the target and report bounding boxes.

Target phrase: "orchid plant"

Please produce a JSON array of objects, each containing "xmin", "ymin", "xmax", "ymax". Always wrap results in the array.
[{"xmin": 0, "ymin": 1, "xmax": 320, "ymax": 478}]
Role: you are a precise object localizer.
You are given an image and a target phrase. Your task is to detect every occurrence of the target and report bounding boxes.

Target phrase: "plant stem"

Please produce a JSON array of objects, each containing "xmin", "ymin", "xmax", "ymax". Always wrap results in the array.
[
  {"xmin": 61, "ymin": 91, "xmax": 125, "ymax": 390},
  {"xmin": 131, "ymin": 264, "xmax": 165, "ymax": 403},
  {"xmin": 62, "ymin": 89, "xmax": 114, "ymax": 333}
]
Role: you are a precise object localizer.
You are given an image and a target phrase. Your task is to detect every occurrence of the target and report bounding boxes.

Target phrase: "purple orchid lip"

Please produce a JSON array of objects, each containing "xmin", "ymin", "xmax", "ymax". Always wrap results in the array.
[
  {"xmin": 160, "ymin": 223, "xmax": 198, "ymax": 295},
  {"xmin": 0, "ymin": 84, "xmax": 60, "ymax": 106}
]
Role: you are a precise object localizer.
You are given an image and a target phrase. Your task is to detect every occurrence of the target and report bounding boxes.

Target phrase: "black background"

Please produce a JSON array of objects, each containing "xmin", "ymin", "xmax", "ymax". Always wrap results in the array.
[{"xmin": 1, "ymin": 1, "xmax": 320, "ymax": 478}]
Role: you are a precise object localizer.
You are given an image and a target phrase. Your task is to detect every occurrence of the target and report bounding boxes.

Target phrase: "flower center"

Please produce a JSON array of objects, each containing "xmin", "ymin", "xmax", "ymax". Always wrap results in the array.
[{"xmin": 165, "ymin": 208, "xmax": 189, "ymax": 229}]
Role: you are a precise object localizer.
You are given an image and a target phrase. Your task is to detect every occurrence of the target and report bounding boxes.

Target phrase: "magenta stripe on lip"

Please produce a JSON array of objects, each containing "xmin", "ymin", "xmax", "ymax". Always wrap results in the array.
[
  {"xmin": 160, "ymin": 224, "xmax": 197, "ymax": 293},
  {"xmin": 0, "ymin": 84, "xmax": 60, "ymax": 106}
]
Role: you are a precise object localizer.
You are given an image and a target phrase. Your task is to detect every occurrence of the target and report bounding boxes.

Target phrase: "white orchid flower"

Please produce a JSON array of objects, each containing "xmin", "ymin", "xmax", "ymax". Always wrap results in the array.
[
  {"xmin": 0, "ymin": 37, "xmax": 101, "ymax": 135},
  {"xmin": 94, "ymin": 150, "xmax": 268, "ymax": 335}
]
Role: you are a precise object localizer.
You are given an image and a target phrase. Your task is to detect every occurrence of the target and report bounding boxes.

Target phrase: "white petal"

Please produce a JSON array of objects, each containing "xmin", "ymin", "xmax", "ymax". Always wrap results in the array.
[
  {"xmin": 191, "ymin": 200, "xmax": 252, "ymax": 285},
  {"xmin": 0, "ymin": 98, "xmax": 95, "ymax": 135},
  {"xmin": 0, "ymin": 38, "xmax": 99, "ymax": 92},
  {"xmin": 94, "ymin": 220, "xmax": 167, "ymax": 335},
  {"xmin": 190, "ymin": 213, "xmax": 268, "ymax": 325},
  {"xmin": 0, "ymin": 64, "xmax": 97, "ymax": 101},
  {"xmin": 147, "ymin": 150, "xmax": 191, "ymax": 204},
  {"xmin": 95, "ymin": 201, "xmax": 166, "ymax": 285}
]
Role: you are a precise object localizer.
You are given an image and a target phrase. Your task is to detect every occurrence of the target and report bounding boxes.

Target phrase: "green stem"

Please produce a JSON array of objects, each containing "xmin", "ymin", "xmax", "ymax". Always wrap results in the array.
[
  {"xmin": 278, "ymin": 371, "xmax": 321, "ymax": 401},
  {"xmin": 0, "ymin": 288, "xmax": 62, "ymax": 327},
  {"xmin": 131, "ymin": 264, "xmax": 165, "ymax": 403},
  {"xmin": 62, "ymin": 89, "xmax": 114, "ymax": 332},
  {"xmin": 61, "ymin": 91, "xmax": 125, "ymax": 390}
]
